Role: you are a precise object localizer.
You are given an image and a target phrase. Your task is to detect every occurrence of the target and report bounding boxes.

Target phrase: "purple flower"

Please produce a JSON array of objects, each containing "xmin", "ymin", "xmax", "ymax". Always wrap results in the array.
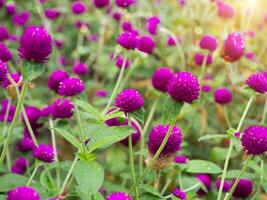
[
  {"xmin": 241, "ymin": 125, "xmax": 267, "ymax": 155},
  {"xmin": 215, "ymin": 179, "xmax": 230, "ymax": 192},
  {"xmin": 58, "ymin": 77, "xmax": 85, "ymax": 96},
  {"xmin": 52, "ymin": 98, "xmax": 74, "ymax": 119},
  {"xmin": 18, "ymin": 26, "xmax": 52, "ymax": 63},
  {"xmin": 122, "ymin": 21, "xmax": 132, "ymax": 32},
  {"xmin": 23, "ymin": 127, "xmax": 40, "ymax": 138},
  {"xmin": 217, "ymin": 1, "xmax": 235, "ymax": 18},
  {"xmin": 72, "ymin": 62, "xmax": 90, "ymax": 75},
  {"xmin": 115, "ymin": 89, "xmax": 144, "ymax": 113},
  {"xmin": 167, "ymin": 36, "xmax": 180, "ymax": 46},
  {"xmin": 45, "ymin": 8, "xmax": 61, "ymax": 20},
  {"xmin": 105, "ymin": 192, "xmax": 132, "ymax": 200},
  {"xmin": 95, "ymin": 89, "xmax": 108, "ymax": 97},
  {"xmin": 41, "ymin": 105, "xmax": 53, "ymax": 117},
  {"xmin": 194, "ymin": 53, "xmax": 212, "ymax": 66},
  {"xmin": 231, "ymin": 178, "xmax": 253, "ymax": 198},
  {"xmin": 71, "ymin": 1, "xmax": 87, "ymax": 14},
  {"xmin": 22, "ymin": 106, "xmax": 41, "ymax": 126},
  {"xmin": 214, "ymin": 88, "xmax": 232, "ymax": 105},
  {"xmin": 152, "ymin": 67, "xmax": 173, "ymax": 92},
  {"xmin": 113, "ymin": 12, "xmax": 122, "ymax": 21},
  {"xmin": 116, "ymin": 55, "xmax": 130, "ymax": 69},
  {"xmin": 0, "ymin": 60, "xmax": 8, "ymax": 83},
  {"xmin": 94, "ymin": 0, "xmax": 109, "ymax": 8},
  {"xmin": 0, "ymin": 42, "xmax": 12, "ymax": 62},
  {"xmin": 116, "ymin": 32, "xmax": 138, "ymax": 50},
  {"xmin": 115, "ymin": 0, "xmax": 135, "ymax": 8},
  {"xmin": 173, "ymin": 155, "xmax": 188, "ymax": 164},
  {"xmin": 32, "ymin": 144, "xmax": 54, "ymax": 163},
  {"xmin": 7, "ymin": 186, "xmax": 40, "ymax": 200},
  {"xmin": 201, "ymin": 85, "xmax": 211, "ymax": 92},
  {"xmin": 0, "ymin": 0, "xmax": 4, "ymax": 8},
  {"xmin": 172, "ymin": 188, "xmax": 186, "ymax": 200},
  {"xmin": 147, "ymin": 16, "xmax": 160, "ymax": 35},
  {"xmin": 148, "ymin": 124, "xmax": 183, "ymax": 156},
  {"xmin": 168, "ymin": 72, "xmax": 200, "ymax": 104},
  {"xmin": 54, "ymin": 39, "xmax": 64, "ymax": 49},
  {"xmin": 0, "ymin": 99, "xmax": 16, "ymax": 122},
  {"xmin": 137, "ymin": 35, "xmax": 156, "ymax": 54},
  {"xmin": 196, "ymin": 174, "xmax": 211, "ymax": 195},
  {"xmin": 245, "ymin": 52, "xmax": 254, "ymax": 60},
  {"xmin": 199, "ymin": 35, "xmax": 217, "ymax": 51},
  {"xmin": 11, "ymin": 157, "xmax": 28, "ymax": 175},
  {"xmin": 48, "ymin": 69, "xmax": 69, "ymax": 92},
  {"xmin": 18, "ymin": 137, "xmax": 35, "ymax": 152},
  {"xmin": 222, "ymin": 32, "xmax": 244, "ymax": 62},
  {"xmin": 2, "ymin": 72, "xmax": 21, "ymax": 88},
  {"xmin": 0, "ymin": 25, "xmax": 9, "ymax": 41},
  {"xmin": 246, "ymin": 72, "xmax": 267, "ymax": 94},
  {"xmin": 6, "ymin": 2, "xmax": 16, "ymax": 15},
  {"xmin": 12, "ymin": 11, "xmax": 31, "ymax": 26}
]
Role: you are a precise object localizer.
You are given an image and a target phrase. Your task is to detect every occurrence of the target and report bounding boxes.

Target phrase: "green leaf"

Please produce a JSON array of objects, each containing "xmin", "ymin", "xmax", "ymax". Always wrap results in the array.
[
  {"xmin": 139, "ymin": 193, "xmax": 162, "ymax": 200},
  {"xmin": 76, "ymin": 152, "xmax": 96, "ymax": 162},
  {"xmin": 131, "ymin": 108, "xmax": 145, "ymax": 125},
  {"xmin": 21, "ymin": 61, "xmax": 46, "ymax": 82},
  {"xmin": 106, "ymin": 147, "xmax": 127, "ymax": 174},
  {"xmin": 54, "ymin": 128, "xmax": 82, "ymax": 150},
  {"xmin": 222, "ymin": 170, "xmax": 256, "ymax": 179},
  {"xmin": 162, "ymin": 96, "xmax": 183, "ymax": 124},
  {"xmin": 0, "ymin": 173, "xmax": 28, "ymax": 192},
  {"xmin": 186, "ymin": 160, "xmax": 222, "ymax": 174},
  {"xmin": 75, "ymin": 99, "xmax": 100, "ymax": 121},
  {"xmin": 198, "ymin": 134, "xmax": 227, "ymax": 142},
  {"xmin": 211, "ymin": 147, "xmax": 239, "ymax": 162},
  {"xmin": 73, "ymin": 160, "xmax": 104, "ymax": 195},
  {"xmin": 139, "ymin": 184, "xmax": 162, "ymax": 198}
]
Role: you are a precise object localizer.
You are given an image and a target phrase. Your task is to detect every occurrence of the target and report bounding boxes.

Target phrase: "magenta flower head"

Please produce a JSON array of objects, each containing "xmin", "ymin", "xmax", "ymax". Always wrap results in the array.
[
  {"xmin": 168, "ymin": 72, "xmax": 200, "ymax": 104},
  {"xmin": 18, "ymin": 137, "xmax": 34, "ymax": 152},
  {"xmin": 122, "ymin": 21, "xmax": 132, "ymax": 32},
  {"xmin": 217, "ymin": 1, "xmax": 235, "ymax": 18},
  {"xmin": 7, "ymin": 186, "xmax": 40, "ymax": 200},
  {"xmin": 115, "ymin": 0, "xmax": 135, "ymax": 8},
  {"xmin": 199, "ymin": 35, "xmax": 217, "ymax": 51},
  {"xmin": 113, "ymin": 12, "xmax": 122, "ymax": 21},
  {"xmin": 172, "ymin": 188, "xmax": 186, "ymax": 200},
  {"xmin": 32, "ymin": 144, "xmax": 54, "ymax": 163},
  {"xmin": 52, "ymin": 98, "xmax": 74, "ymax": 119},
  {"xmin": 18, "ymin": 26, "xmax": 52, "ymax": 63},
  {"xmin": 173, "ymin": 155, "xmax": 188, "ymax": 164},
  {"xmin": 94, "ymin": 0, "xmax": 109, "ymax": 8},
  {"xmin": 215, "ymin": 179, "xmax": 230, "ymax": 192},
  {"xmin": 246, "ymin": 72, "xmax": 267, "ymax": 94},
  {"xmin": 116, "ymin": 55, "xmax": 130, "ymax": 69},
  {"xmin": 0, "ymin": 25, "xmax": 9, "ymax": 41},
  {"xmin": 48, "ymin": 69, "xmax": 69, "ymax": 92},
  {"xmin": 195, "ymin": 174, "xmax": 211, "ymax": 195},
  {"xmin": 148, "ymin": 125, "xmax": 182, "ymax": 156},
  {"xmin": 95, "ymin": 89, "xmax": 107, "ymax": 97},
  {"xmin": 41, "ymin": 105, "xmax": 53, "ymax": 117},
  {"xmin": 72, "ymin": 62, "xmax": 89, "ymax": 75},
  {"xmin": 152, "ymin": 67, "xmax": 173, "ymax": 92},
  {"xmin": 214, "ymin": 88, "xmax": 232, "ymax": 105},
  {"xmin": 0, "ymin": 60, "xmax": 8, "ymax": 83},
  {"xmin": 106, "ymin": 192, "xmax": 132, "ymax": 200},
  {"xmin": 116, "ymin": 32, "xmax": 138, "ymax": 50},
  {"xmin": 12, "ymin": 11, "xmax": 31, "ymax": 26},
  {"xmin": 11, "ymin": 157, "xmax": 28, "ymax": 175},
  {"xmin": 2, "ymin": 72, "xmax": 21, "ymax": 88},
  {"xmin": 6, "ymin": 1, "xmax": 16, "ymax": 15},
  {"xmin": 22, "ymin": 106, "xmax": 41, "ymax": 126},
  {"xmin": 231, "ymin": 178, "xmax": 253, "ymax": 198},
  {"xmin": 201, "ymin": 85, "xmax": 211, "ymax": 93},
  {"xmin": 0, "ymin": 99, "xmax": 16, "ymax": 122},
  {"xmin": 115, "ymin": 89, "xmax": 144, "ymax": 113},
  {"xmin": 194, "ymin": 53, "xmax": 212, "ymax": 66},
  {"xmin": 58, "ymin": 77, "xmax": 85, "ymax": 96},
  {"xmin": 241, "ymin": 125, "xmax": 267, "ymax": 155},
  {"xmin": 71, "ymin": 1, "xmax": 87, "ymax": 14},
  {"xmin": 137, "ymin": 35, "xmax": 156, "ymax": 54},
  {"xmin": 222, "ymin": 32, "xmax": 244, "ymax": 62},
  {"xmin": 45, "ymin": 8, "xmax": 61, "ymax": 20},
  {"xmin": 0, "ymin": 42, "xmax": 12, "ymax": 62},
  {"xmin": 147, "ymin": 16, "xmax": 160, "ymax": 35}
]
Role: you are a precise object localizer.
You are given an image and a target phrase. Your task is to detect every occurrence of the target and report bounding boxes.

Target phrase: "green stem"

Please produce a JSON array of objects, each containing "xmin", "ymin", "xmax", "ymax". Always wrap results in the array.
[
  {"xmin": 261, "ymin": 95, "xmax": 267, "ymax": 125},
  {"xmin": 27, "ymin": 163, "xmax": 40, "ymax": 186},
  {"xmin": 178, "ymin": 170, "xmax": 183, "ymax": 190},
  {"xmin": 154, "ymin": 170, "xmax": 161, "ymax": 190},
  {"xmin": 223, "ymin": 106, "xmax": 232, "ymax": 128},
  {"xmin": 198, "ymin": 53, "xmax": 208, "ymax": 84},
  {"xmin": 75, "ymin": 103, "xmax": 86, "ymax": 154},
  {"xmin": 21, "ymin": 107, "xmax": 38, "ymax": 145},
  {"xmin": 184, "ymin": 182, "xmax": 201, "ymax": 193}
]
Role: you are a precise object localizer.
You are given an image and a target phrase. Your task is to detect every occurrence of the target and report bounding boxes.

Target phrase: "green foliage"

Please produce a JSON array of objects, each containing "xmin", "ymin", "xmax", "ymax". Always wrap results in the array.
[
  {"xmin": 54, "ymin": 127, "xmax": 82, "ymax": 150},
  {"xmin": 21, "ymin": 61, "xmax": 46, "ymax": 82},
  {"xmin": 186, "ymin": 160, "xmax": 222, "ymax": 174},
  {"xmin": 162, "ymin": 96, "xmax": 183, "ymax": 124}
]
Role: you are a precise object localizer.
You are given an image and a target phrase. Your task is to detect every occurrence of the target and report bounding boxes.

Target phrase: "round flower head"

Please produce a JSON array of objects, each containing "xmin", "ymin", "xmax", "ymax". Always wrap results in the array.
[
  {"xmin": 168, "ymin": 72, "xmax": 200, "ymax": 104},
  {"xmin": 245, "ymin": 52, "xmax": 254, "ymax": 60},
  {"xmin": 0, "ymin": 60, "xmax": 8, "ymax": 83},
  {"xmin": 246, "ymin": 72, "xmax": 267, "ymax": 94},
  {"xmin": 106, "ymin": 192, "xmax": 132, "ymax": 200},
  {"xmin": 147, "ymin": 16, "xmax": 160, "ymax": 35},
  {"xmin": 32, "ymin": 144, "xmax": 54, "ymax": 163},
  {"xmin": 199, "ymin": 35, "xmax": 217, "ymax": 51},
  {"xmin": 214, "ymin": 88, "xmax": 232, "ymax": 105},
  {"xmin": 148, "ymin": 125, "xmax": 183, "ymax": 156},
  {"xmin": 241, "ymin": 125, "xmax": 267, "ymax": 155},
  {"xmin": 0, "ymin": 99, "xmax": 16, "ymax": 122},
  {"xmin": 172, "ymin": 188, "xmax": 186, "ymax": 200},
  {"xmin": 122, "ymin": 21, "xmax": 132, "ymax": 32},
  {"xmin": 72, "ymin": 62, "xmax": 89, "ymax": 75},
  {"xmin": 201, "ymin": 85, "xmax": 211, "ymax": 92},
  {"xmin": 195, "ymin": 174, "xmax": 211, "ymax": 195},
  {"xmin": 48, "ymin": 69, "xmax": 69, "ymax": 92},
  {"xmin": 41, "ymin": 105, "xmax": 53, "ymax": 117},
  {"xmin": 52, "ymin": 98, "xmax": 74, "ymax": 119},
  {"xmin": 167, "ymin": 36, "xmax": 177, "ymax": 46},
  {"xmin": 12, "ymin": 11, "xmax": 31, "ymax": 26},
  {"xmin": 194, "ymin": 53, "xmax": 212, "ymax": 66},
  {"xmin": 217, "ymin": 1, "xmax": 235, "ymax": 18},
  {"xmin": 58, "ymin": 77, "xmax": 85, "ymax": 96},
  {"xmin": 222, "ymin": 32, "xmax": 244, "ymax": 62},
  {"xmin": 96, "ymin": 89, "xmax": 107, "ymax": 97},
  {"xmin": 0, "ymin": 42, "xmax": 12, "ymax": 62},
  {"xmin": 116, "ymin": 55, "xmax": 130, "ymax": 69},
  {"xmin": 115, "ymin": 0, "xmax": 135, "ymax": 8},
  {"xmin": 94, "ymin": 0, "xmax": 109, "ymax": 8},
  {"xmin": 173, "ymin": 155, "xmax": 188, "ymax": 164},
  {"xmin": 22, "ymin": 106, "xmax": 41, "ymax": 126},
  {"xmin": 0, "ymin": 26, "xmax": 9, "ymax": 41},
  {"xmin": 137, "ymin": 35, "xmax": 156, "ymax": 54},
  {"xmin": 2, "ymin": 72, "xmax": 21, "ymax": 88},
  {"xmin": 7, "ymin": 186, "xmax": 40, "ymax": 200},
  {"xmin": 115, "ymin": 89, "xmax": 144, "ymax": 113},
  {"xmin": 116, "ymin": 32, "xmax": 138, "ymax": 50},
  {"xmin": 71, "ymin": 1, "xmax": 87, "ymax": 14},
  {"xmin": 215, "ymin": 179, "xmax": 230, "ymax": 192},
  {"xmin": 45, "ymin": 8, "xmax": 61, "ymax": 20},
  {"xmin": 11, "ymin": 157, "xmax": 28, "ymax": 175},
  {"xmin": 231, "ymin": 178, "xmax": 253, "ymax": 198},
  {"xmin": 23, "ymin": 127, "xmax": 40, "ymax": 138},
  {"xmin": 6, "ymin": 2, "xmax": 16, "ymax": 15},
  {"xmin": 18, "ymin": 26, "xmax": 52, "ymax": 63},
  {"xmin": 18, "ymin": 137, "xmax": 34, "ymax": 152},
  {"xmin": 152, "ymin": 67, "xmax": 173, "ymax": 92},
  {"xmin": 113, "ymin": 12, "xmax": 122, "ymax": 21}
]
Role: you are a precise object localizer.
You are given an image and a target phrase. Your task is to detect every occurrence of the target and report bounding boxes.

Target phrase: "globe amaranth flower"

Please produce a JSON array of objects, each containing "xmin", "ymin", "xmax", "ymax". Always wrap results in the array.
[
  {"xmin": 48, "ymin": 69, "xmax": 69, "ymax": 92},
  {"xmin": 22, "ymin": 106, "xmax": 41, "ymax": 126},
  {"xmin": 0, "ymin": 25, "xmax": 9, "ymax": 41},
  {"xmin": 168, "ymin": 72, "xmax": 200, "ymax": 104},
  {"xmin": 106, "ymin": 192, "xmax": 132, "ymax": 200},
  {"xmin": 245, "ymin": 52, "xmax": 254, "ymax": 60},
  {"xmin": 113, "ymin": 12, "xmax": 122, "ymax": 21},
  {"xmin": 12, "ymin": 11, "xmax": 31, "ymax": 26},
  {"xmin": 7, "ymin": 186, "xmax": 40, "ymax": 200},
  {"xmin": 137, "ymin": 35, "xmax": 156, "ymax": 54},
  {"xmin": 152, "ymin": 67, "xmax": 173, "ymax": 92},
  {"xmin": 246, "ymin": 72, "xmax": 267, "ymax": 93},
  {"xmin": 172, "ymin": 188, "xmax": 186, "ymax": 200},
  {"xmin": 0, "ymin": 60, "xmax": 8, "ymax": 83},
  {"xmin": 54, "ymin": 39, "xmax": 64, "ymax": 49},
  {"xmin": 72, "ymin": 62, "xmax": 89, "ymax": 75},
  {"xmin": 241, "ymin": 125, "xmax": 267, "ymax": 155},
  {"xmin": 58, "ymin": 77, "xmax": 85, "ymax": 96},
  {"xmin": 116, "ymin": 55, "xmax": 130, "ymax": 69},
  {"xmin": 217, "ymin": 1, "xmax": 235, "ymax": 18},
  {"xmin": 115, "ymin": 89, "xmax": 144, "ymax": 113},
  {"xmin": 6, "ymin": 1, "xmax": 16, "ymax": 15},
  {"xmin": 2, "ymin": 72, "xmax": 21, "ymax": 88},
  {"xmin": 195, "ymin": 174, "xmax": 211, "ymax": 195},
  {"xmin": 44, "ymin": 8, "xmax": 61, "ymax": 20},
  {"xmin": 215, "ymin": 179, "xmax": 230, "ymax": 192},
  {"xmin": 11, "ymin": 157, "xmax": 28, "ymax": 175},
  {"xmin": 199, "ymin": 35, "xmax": 217, "ymax": 51},
  {"xmin": 147, "ymin": 16, "xmax": 160, "ymax": 35},
  {"xmin": 95, "ymin": 89, "xmax": 108, "ymax": 97},
  {"xmin": 173, "ymin": 155, "xmax": 188, "ymax": 164},
  {"xmin": 231, "ymin": 178, "xmax": 253, "ymax": 198},
  {"xmin": 71, "ymin": 1, "xmax": 87, "ymax": 14},
  {"xmin": 18, "ymin": 136, "xmax": 35, "ymax": 152},
  {"xmin": 18, "ymin": 26, "xmax": 52, "ymax": 63},
  {"xmin": 0, "ymin": 99, "xmax": 16, "ymax": 122},
  {"xmin": 167, "ymin": 36, "xmax": 181, "ymax": 46},
  {"xmin": 222, "ymin": 32, "xmax": 244, "ymax": 62},
  {"xmin": 148, "ymin": 124, "xmax": 183, "ymax": 157},
  {"xmin": 23, "ymin": 126, "xmax": 40, "ymax": 138},
  {"xmin": 94, "ymin": 0, "xmax": 109, "ymax": 8},
  {"xmin": 116, "ymin": 32, "xmax": 138, "ymax": 50},
  {"xmin": 41, "ymin": 105, "xmax": 53, "ymax": 117},
  {"xmin": 214, "ymin": 88, "xmax": 233, "ymax": 105},
  {"xmin": 201, "ymin": 85, "xmax": 211, "ymax": 92},
  {"xmin": 0, "ymin": 42, "xmax": 12, "ymax": 62},
  {"xmin": 122, "ymin": 21, "xmax": 132, "ymax": 32},
  {"xmin": 52, "ymin": 98, "xmax": 74, "ymax": 119},
  {"xmin": 115, "ymin": 0, "xmax": 135, "ymax": 8},
  {"xmin": 32, "ymin": 144, "xmax": 54, "ymax": 163},
  {"xmin": 194, "ymin": 53, "xmax": 212, "ymax": 66}
]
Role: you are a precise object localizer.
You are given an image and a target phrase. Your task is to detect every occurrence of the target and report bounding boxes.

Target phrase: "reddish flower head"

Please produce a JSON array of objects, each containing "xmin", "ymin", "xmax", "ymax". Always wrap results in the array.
[
  {"xmin": 172, "ymin": 188, "xmax": 186, "ymax": 200},
  {"xmin": 199, "ymin": 35, "xmax": 217, "ymax": 51},
  {"xmin": 71, "ymin": 1, "xmax": 87, "ymax": 14},
  {"xmin": 246, "ymin": 72, "xmax": 267, "ymax": 94},
  {"xmin": 115, "ymin": 0, "xmax": 135, "ymax": 8},
  {"xmin": 32, "ymin": 144, "xmax": 54, "ymax": 163},
  {"xmin": 52, "ymin": 98, "xmax": 74, "ymax": 119},
  {"xmin": 48, "ymin": 69, "xmax": 69, "ymax": 92},
  {"xmin": 94, "ymin": 0, "xmax": 109, "ymax": 8},
  {"xmin": 231, "ymin": 178, "xmax": 253, "ymax": 198},
  {"xmin": 152, "ymin": 67, "xmax": 173, "ymax": 92},
  {"xmin": 0, "ymin": 42, "xmax": 12, "ymax": 62},
  {"xmin": 7, "ymin": 186, "xmax": 40, "ymax": 200},
  {"xmin": 196, "ymin": 174, "xmax": 211, "ymax": 195},
  {"xmin": 217, "ymin": 1, "xmax": 235, "ymax": 18},
  {"xmin": 137, "ymin": 35, "xmax": 156, "ymax": 54},
  {"xmin": 222, "ymin": 33, "xmax": 244, "ymax": 62},
  {"xmin": 194, "ymin": 53, "xmax": 213, "ymax": 66},
  {"xmin": 147, "ymin": 16, "xmax": 160, "ymax": 35},
  {"xmin": 58, "ymin": 77, "xmax": 85, "ymax": 96},
  {"xmin": 116, "ymin": 32, "xmax": 138, "ymax": 50},
  {"xmin": 214, "ymin": 88, "xmax": 232, "ymax": 105}
]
